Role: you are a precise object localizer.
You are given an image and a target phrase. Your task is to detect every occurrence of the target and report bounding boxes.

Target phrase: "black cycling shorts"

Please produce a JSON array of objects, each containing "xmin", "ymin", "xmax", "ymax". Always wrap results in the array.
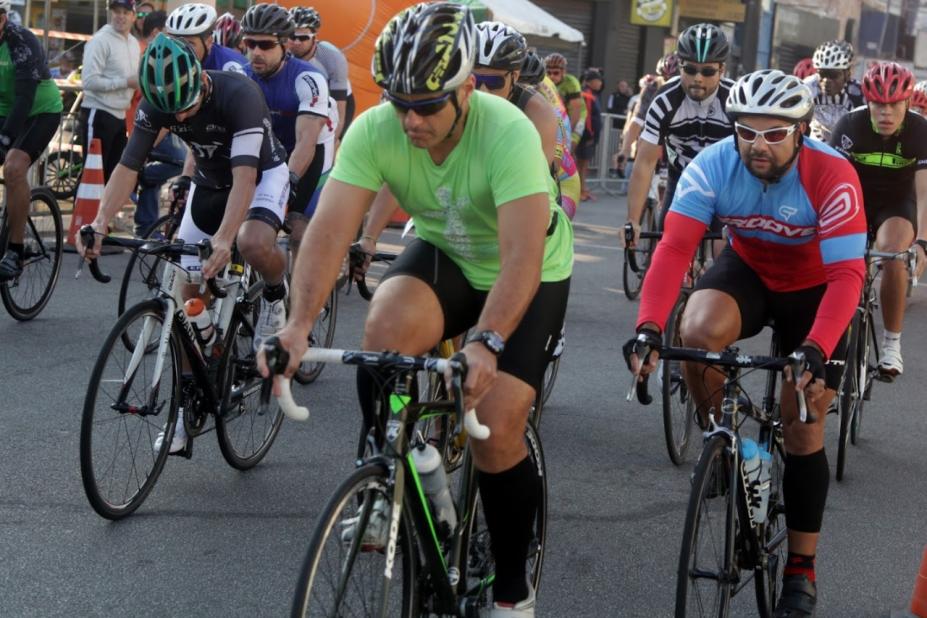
[
  {"xmin": 865, "ymin": 191, "xmax": 917, "ymax": 236},
  {"xmin": 0, "ymin": 112, "xmax": 60, "ymax": 163},
  {"xmin": 382, "ymin": 238, "xmax": 570, "ymax": 391},
  {"xmin": 575, "ymin": 132, "xmax": 597, "ymax": 161},
  {"xmin": 694, "ymin": 246, "xmax": 848, "ymax": 389}
]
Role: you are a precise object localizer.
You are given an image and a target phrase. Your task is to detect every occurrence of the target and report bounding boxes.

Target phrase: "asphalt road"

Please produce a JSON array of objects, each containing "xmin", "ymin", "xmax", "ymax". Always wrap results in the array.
[{"xmin": 1, "ymin": 193, "xmax": 925, "ymax": 617}]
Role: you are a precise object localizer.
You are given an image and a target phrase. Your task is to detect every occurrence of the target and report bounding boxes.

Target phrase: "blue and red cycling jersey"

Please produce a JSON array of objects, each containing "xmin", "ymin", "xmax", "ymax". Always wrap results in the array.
[{"xmin": 637, "ymin": 135, "xmax": 867, "ymax": 356}]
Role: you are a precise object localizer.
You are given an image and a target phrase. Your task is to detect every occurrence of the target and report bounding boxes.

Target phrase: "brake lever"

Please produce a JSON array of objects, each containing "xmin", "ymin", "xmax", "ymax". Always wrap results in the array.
[{"xmin": 786, "ymin": 352, "xmax": 814, "ymax": 423}]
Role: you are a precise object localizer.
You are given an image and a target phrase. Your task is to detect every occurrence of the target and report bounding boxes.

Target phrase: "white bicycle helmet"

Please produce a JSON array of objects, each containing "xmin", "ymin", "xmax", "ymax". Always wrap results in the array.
[
  {"xmin": 726, "ymin": 69, "xmax": 813, "ymax": 121},
  {"xmin": 0, "ymin": 1, "xmax": 12, "ymax": 14},
  {"xmin": 812, "ymin": 41, "xmax": 851, "ymax": 70},
  {"xmin": 475, "ymin": 21, "xmax": 526, "ymax": 71},
  {"xmin": 166, "ymin": 3, "xmax": 217, "ymax": 37}
]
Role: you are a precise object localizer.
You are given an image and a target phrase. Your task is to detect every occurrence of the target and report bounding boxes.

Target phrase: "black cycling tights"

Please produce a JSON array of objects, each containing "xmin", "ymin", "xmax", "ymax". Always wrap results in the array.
[{"xmin": 783, "ymin": 448, "xmax": 829, "ymax": 533}]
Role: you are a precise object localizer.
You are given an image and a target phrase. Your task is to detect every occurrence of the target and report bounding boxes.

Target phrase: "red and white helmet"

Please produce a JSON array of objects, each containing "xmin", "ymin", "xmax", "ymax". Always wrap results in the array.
[
  {"xmin": 656, "ymin": 53, "xmax": 679, "ymax": 80},
  {"xmin": 792, "ymin": 58, "xmax": 814, "ymax": 81},
  {"xmin": 213, "ymin": 12, "xmax": 242, "ymax": 49},
  {"xmin": 911, "ymin": 81, "xmax": 927, "ymax": 113},
  {"xmin": 862, "ymin": 62, "xmax": 914, "ymax": 104}
]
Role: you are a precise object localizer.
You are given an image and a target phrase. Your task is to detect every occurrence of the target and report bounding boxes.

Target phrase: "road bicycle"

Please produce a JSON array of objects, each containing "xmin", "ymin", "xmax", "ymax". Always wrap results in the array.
[
  {"xmin": 621, "ymin": 165, "xmax": 668, "ymax": 300},
  {"xmin": 263, "ymin": 343, "xmax": 547, "ymax": 617},
  {"xmin": 834, "ymin": 245, "xmax": 917, "ymax": 482},
  {"xmin": 0, "ymin": 182, "xmax": 63, "ymax": 321},
  {"xmin": 78, "ymin": 227, "xmax": 284, "ymax": 519},
  {"xmin": 629, "ymin": 338, "xmax": 813, "ymax": 617}
]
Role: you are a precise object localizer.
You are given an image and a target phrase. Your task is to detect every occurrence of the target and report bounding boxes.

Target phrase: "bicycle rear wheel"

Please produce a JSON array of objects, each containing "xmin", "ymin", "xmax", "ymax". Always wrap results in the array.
[
  {"xmin": 0, "ymin": 189, "xmax": 63, "ymax": 321},
  {"xmin": 216, "ymin": 303, "xmax": 284, "ymax": 469},
  {"xmin": 117, "ymin": 212, "xmax": 181, "ymax": 320},
  {"xmin": 676, "ymin": 434, "xmax": 737, "ymax": 617},
  {"xmin": 754, "ymin": 437, "xmax": 787, "ymax": 618},
  {"xmin": 853, "ymin": 309, "xmax": 876, "ymax": 445},
  {"xmin": 41, "ymin": 149, "xmax": 82, "ymax": 200},
  {"xmin": 80, "ymin": 300, "xmax": 181, "ymax": 519},
  {"xmin": 663, "ymin": 292, "xmax": 696, "ymax": 465},
  {"xmin": 836, "ymin": 312, "xmax": 860, "ymax": 482},
  {"xmin": 291, "ymin": 463, "xmax": 417, "ymax": 618},
  {"xmin": 294, "ymin": 287, "xmax": 338, "ymax": 384},
  {"xmin": 622, "ymin": 201, "xmax": 655, "ymax": 301}
]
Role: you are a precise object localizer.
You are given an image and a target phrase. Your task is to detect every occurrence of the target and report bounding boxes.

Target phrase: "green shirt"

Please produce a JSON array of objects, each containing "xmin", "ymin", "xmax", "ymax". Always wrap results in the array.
[
  {"xmin": 557, "ymin": 73, "xmax": 586, "ymax": 127},
  {"xmin": 332, "ymin": 90, "xmax": 573, "ymax": 290},
  {"xmin": 0, "ymin": 23, "xmax": 63, "ymax": 118}
]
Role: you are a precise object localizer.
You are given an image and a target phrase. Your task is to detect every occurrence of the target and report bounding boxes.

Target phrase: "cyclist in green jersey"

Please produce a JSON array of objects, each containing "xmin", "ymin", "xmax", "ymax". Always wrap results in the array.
[
  {"xmin": 544, "ymin": 52, "xmax": 585, "ymax": 150},
  {"xmin": 0, "ymin": 0, "xmax": 63, "ymax": 280},
  {"xmin": 260, "ymin": 4, "xmax": 572, "ymax": 615}
]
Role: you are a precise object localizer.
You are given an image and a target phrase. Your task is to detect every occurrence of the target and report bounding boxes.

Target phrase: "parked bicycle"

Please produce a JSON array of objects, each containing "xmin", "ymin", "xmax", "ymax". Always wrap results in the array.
[
  {"xmin": 629, "ymin": 338, "xmax": 813, "ymax": 617},
  {"xmin": 834, "ymin": 244, "xmax": 917, "ymax": 481},
  {"xmin": 0, "ymin": 183, "xmax": 63, "ymax": 321},
  {"xmin": 78, "ymin": 227, "xmax": 283, "ymax": 520},
  {"xmin": 261, "ymin": 344, "xmax": 547, "ymax": 617}
]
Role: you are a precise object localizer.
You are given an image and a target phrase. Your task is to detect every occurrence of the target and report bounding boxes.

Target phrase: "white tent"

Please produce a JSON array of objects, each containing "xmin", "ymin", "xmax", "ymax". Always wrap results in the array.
[{"xmin": 479, "ymin": 0, "xmax": 585, "ymax": 44}]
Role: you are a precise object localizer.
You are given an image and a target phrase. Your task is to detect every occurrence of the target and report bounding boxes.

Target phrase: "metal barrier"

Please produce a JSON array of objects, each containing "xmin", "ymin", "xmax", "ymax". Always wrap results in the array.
[{"xmin": 584, "ymin": 112, "xmax": 630, "ymax": 196}]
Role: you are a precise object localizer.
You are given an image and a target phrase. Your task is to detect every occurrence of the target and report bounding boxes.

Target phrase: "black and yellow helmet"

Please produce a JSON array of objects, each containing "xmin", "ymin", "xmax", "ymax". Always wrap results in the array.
[
  {"xmin": 139, "ymin": 34, "xmax": 203, "ymax": 114},
  {"xmin": 372, "ymin": 2, "xmax": 476, "ymax": 95}
]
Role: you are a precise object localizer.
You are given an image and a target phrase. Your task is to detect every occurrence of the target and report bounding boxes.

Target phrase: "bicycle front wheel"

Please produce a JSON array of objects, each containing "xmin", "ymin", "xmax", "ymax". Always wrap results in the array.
[
  {"xmin": 754, "ymin": 438, "xmax": 787, "ymax": 618},
  {"xmin": 853, "ymin": 309, "xmax": 876, "ymax": 445},
  {"xmin": 79, "ymin": 300, "xmax": 181, "ymax": 519},
  {"xmin": 0, "ymin": 189, "xmax": 63, "ymax": 321},
  {"xmin": 836, "ymin": 312, "xmax": 860, "ymax": 482},
  {"xmin": 663, "ymin": 293, "xmax": 695, "ymax": 465},
  {"xmin": 294, "ymin": 287, "xmax": 339, "ymax": 384},
  {"xmin": 291, "ymin": 463, "xmax": 418, "ymax": 618},
  {"xmin": 676, "ymin": 434, "xmax": 737, "ymax": 617},
  {"xmin": 622, "ymin": 200, "xmax": 656, "ymax": 301},
  {"xmin": 216, "ymin": 305, "xmax": 284, "ymax": 469}
]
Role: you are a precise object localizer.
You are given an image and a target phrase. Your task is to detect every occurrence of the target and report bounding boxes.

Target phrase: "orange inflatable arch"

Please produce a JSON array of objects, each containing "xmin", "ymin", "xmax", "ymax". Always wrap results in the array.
[{"xmin": 279, "ymin": 1, "xmax": 417, "ymax": 114}]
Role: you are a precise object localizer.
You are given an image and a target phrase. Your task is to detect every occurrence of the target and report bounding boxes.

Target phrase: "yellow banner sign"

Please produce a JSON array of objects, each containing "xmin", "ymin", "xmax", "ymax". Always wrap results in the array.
[
  {"xmin": 631, "ymin": 0, "xmax": 674, "ymax": 27},
  {"xmin": 679, "ymin": 0, "xmax": 746, "ymax": 23}
]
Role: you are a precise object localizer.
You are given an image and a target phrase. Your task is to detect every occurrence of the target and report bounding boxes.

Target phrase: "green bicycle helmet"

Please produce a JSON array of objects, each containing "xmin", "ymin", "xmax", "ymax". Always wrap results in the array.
[{"xmin": 140, "ymin": 33, "xmax": 203, "ymax": 114}]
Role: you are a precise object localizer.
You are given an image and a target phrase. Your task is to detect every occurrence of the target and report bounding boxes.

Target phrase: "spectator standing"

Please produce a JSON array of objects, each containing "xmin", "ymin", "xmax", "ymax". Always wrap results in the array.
[
  {"xmin": 80, "ymin": 0, "xmax": 140, "ymax": 183},
  {"xmin": 607, "ymin": 79, "xmax": 632, "ymax": 126},
  {"xmin": 131, "ymin": 1, "xmax": 155, "ymax": 41},
  {"xmin": 577, "ymin": 68, "xmax": 603, "ymax": 201}
]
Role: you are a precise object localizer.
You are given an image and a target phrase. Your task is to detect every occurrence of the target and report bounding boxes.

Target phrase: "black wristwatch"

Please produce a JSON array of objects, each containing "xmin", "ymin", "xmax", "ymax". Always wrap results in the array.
[
  {"xmin": 466, "ymin": 330, "xmax": 505, "ymax": 356},
  {"xmin": 915, "ymin": 239, "xmax": 927, "ymax": 254}
]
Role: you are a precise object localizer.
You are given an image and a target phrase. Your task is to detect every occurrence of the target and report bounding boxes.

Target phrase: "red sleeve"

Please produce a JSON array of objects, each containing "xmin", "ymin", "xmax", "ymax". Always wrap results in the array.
[
  {"xmin": 805, "ymin": 261, "xmax": 865, "ymax": 357},
  {"xmin": 636, "ymin": 211, "xmax": 706, "ymax": 332}
]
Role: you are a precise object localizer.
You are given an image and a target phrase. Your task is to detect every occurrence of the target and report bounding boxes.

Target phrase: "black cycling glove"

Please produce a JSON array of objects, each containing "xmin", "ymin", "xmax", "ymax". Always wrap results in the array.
[
  {"xmin": 622, "ymin": 327, "xmax": 662, "ymax": 371},
  {"xmin": 791, "ymin": 345, "xmax": 825, "ymax": 383},
  {"xmin": 288, "ymin": 170, "xmax": 301, "ymax": 208}
]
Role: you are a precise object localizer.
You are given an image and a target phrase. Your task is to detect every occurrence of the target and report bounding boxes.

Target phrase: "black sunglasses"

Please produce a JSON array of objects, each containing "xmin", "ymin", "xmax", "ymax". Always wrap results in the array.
[
  {"xmin": 818, "ymin": 69, "xmax": 844, "ymax": 80},
  {"xmin": 243, "ymin": 38, "xmax": 281, "ymax": 51},
  {"xmin": 681, "ymin": 63, "xmax": 719, "ymax": 77},
  {"xmin": 291, "ymin": 34, "xmax": 315, "ymax": 42},
  {"xmin": 385, "ymin": 91, "xmax": 452, "ymax": 117},
  {"xmin": 474, "ymin": 72, "xmax": 510, "ymax": 91}
]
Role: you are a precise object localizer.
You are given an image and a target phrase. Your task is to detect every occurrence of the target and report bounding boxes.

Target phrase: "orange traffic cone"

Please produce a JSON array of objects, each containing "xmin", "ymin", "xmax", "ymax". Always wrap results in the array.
[
  {"xmin": 912, "ymin": 545, "xmax": 927, "ymax": 618},
  {"xmin": 67, "ymin": 138, "xmax": 104, "ymax": 246}
]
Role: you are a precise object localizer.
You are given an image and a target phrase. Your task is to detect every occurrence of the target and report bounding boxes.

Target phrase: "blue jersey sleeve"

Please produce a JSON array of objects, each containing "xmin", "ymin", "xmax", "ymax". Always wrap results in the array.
[{"xmin": 669, "ymin": 142, "xmax": 726, "ymax": 225}]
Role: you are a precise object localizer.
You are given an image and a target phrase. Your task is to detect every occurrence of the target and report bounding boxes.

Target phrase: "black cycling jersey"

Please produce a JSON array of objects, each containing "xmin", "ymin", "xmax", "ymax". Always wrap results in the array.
[
  {"xmin": 830, "ymin": 108, "xmax": 927, "ymax": 209},
  {"xmin": 0, "ymin": 21, "xmax": 62, "ymax": 140},
  {"xmin": 508, "ymin": 83, "xmax": 535, "ymax": 112},
  {"xmin": 640, "ymin": 76, "xmax": 735, "ymax": 175},
  {"xmin": 120, "ymin": 71, "xmax": 287, "ymax": 189}
]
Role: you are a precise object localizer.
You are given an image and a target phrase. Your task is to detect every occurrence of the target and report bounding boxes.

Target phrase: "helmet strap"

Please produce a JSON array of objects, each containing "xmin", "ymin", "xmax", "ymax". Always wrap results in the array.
[{"xmin": 443, "ymin": 92, "xmax": 463, "ymax": 142}]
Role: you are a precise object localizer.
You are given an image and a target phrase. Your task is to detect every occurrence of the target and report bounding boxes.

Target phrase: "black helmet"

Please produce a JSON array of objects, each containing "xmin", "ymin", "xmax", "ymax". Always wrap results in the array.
[
  {"xmin": 475, "ymin": 21, "xmax": 526, "ymax": 71},
  {"xmin": 289, "ymin": 6, "xmax": 321, "ymax": 31},
  {"xmin": 676, "ymin": 23, "xmax": 729, "ymax": 64},
  {"xmin": 241, "ymin": 3, "xmax": 294, "ymax": 39},
  {"xmin": 518, "ymin": 50, "xmax": 545, "ymax": 86},
  {"xmin": 372, "ymin": 2, "xmax": 476, "ymax": 95}
]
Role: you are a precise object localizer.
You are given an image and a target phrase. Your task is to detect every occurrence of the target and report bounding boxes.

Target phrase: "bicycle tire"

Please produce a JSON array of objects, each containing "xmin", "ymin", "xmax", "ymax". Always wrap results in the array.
[
  {"xmin": 662, "ymin": 293, "xmax": 695, "ymax": 466},
  {"xmin": 836, "ymin": 312, "xmax": 860, "ymax": 482},
  {"xmin": 676, "ymin": 434, "xmax": 736, "ymax": 617},
  {"xmin": 79, "ymin": 299, "xmax": 181, "ymax": 519},
  {"xmin": 216, "ymin": 303, "xmax": 285, "ymax": 470},
  {"xmin": 0, "ymin": 188, "xmax": 63, "ymax": 321},
  {"xmin": 622, "ymin": 201, "xmax": 656, "ymax": 301},
  {"xmin": 291, "ymin": 463, "xmax": 418, "ymax": 618},
  {"xmin": 853, "ymin": 308, "xmax": 876, "ymax": 445},
  {"xmin": 41, "ymin": 149, "xmax": 83, "ymax": 200},
  {"xmin": 117, "ymin": 212, "xmax": 181, "ymax": 319},
  {"xmin": 540, "ymin": 354, "xmax": 560, "ymax": 406},
  {"xmin": 294, "ymin": 287, "xmax": 339, "ymax": 384}
]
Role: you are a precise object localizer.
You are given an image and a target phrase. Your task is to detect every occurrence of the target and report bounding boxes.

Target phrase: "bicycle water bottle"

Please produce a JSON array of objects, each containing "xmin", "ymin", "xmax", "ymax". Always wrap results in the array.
[
  {"xmin": 755, "ymin": 446, "xmax": 772, "ymax": 525},
  {"xmin": 411, "ymin": 443, "xmax": 457, "ymax": 538},
  {"xmin": 184, "ymin": 298, "xmax": 216, "ymax": 349},
  {"xmin": 740, "ymin": 438, "xmax": 764, "ymax": 525}
]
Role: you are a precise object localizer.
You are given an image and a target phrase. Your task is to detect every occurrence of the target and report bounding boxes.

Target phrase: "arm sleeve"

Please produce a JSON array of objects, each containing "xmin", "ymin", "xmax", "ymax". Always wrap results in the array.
[
  {"xmin": 805, "ymin": 164, "xmax": 867, "ymax": 356},
  {"xmin": 227, "ymin": 82, "xmax": 268, "ymax": 169},
  {"xmin": 636, "ymin": 212, "xmax": 707, "ymax": 330},
  {"xmin": 323, "ymin": 44, "xmax": 350, "ymax": 101},
  {"xmin": 81, "ymin": 37, "xmax": 128, "ymax": 92},
  {"xmin": 295, "ymin": 70, "xmax": 330, "ymax": 118},
  {"xmin": 1, "ymin": 79, "xmax": 38, "ymax": 138},
  {"xmin": 119, "ymin": 122, "xmax": 159, "ymax": 171}
]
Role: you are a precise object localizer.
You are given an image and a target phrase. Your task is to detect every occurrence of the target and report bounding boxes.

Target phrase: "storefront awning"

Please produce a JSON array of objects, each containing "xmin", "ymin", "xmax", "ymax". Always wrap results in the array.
[{"xmin": 465, "ymin": 0, "xmax": 585, "ymax": 43}]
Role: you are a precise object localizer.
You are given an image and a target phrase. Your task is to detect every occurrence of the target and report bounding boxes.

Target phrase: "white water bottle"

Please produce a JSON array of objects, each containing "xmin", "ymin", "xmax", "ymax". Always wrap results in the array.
[
  {"xmin": 756, "ymin": 446, "xmax": 772, "ymax": 525},
  {"xmin": 411, "ymin": 444, "xmax": 457, "ymax": 538},
  {"xmin": 184, "ymin": 298, "xmax": 216, "ymax": 349},
  {"xmin": 740, "ymin": 438, "xmax": 764, "ymax": 525}
]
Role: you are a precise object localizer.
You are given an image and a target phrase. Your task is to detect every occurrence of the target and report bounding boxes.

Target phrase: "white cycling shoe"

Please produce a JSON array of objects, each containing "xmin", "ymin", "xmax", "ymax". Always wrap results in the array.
[
  {"xmin": 253, "ymin": 291, "xmax": 287, "ymax": 353},
  {"xmin": 154, "ymin": 409, "xmax": 187, "ymax": 454},
  {"xmin": 879, "ymin": 338, "xmax": 903, "ymax": 378},
  {"xmin": 484, "ymin": 583, "xmax": 536, "ymax": 617}
]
